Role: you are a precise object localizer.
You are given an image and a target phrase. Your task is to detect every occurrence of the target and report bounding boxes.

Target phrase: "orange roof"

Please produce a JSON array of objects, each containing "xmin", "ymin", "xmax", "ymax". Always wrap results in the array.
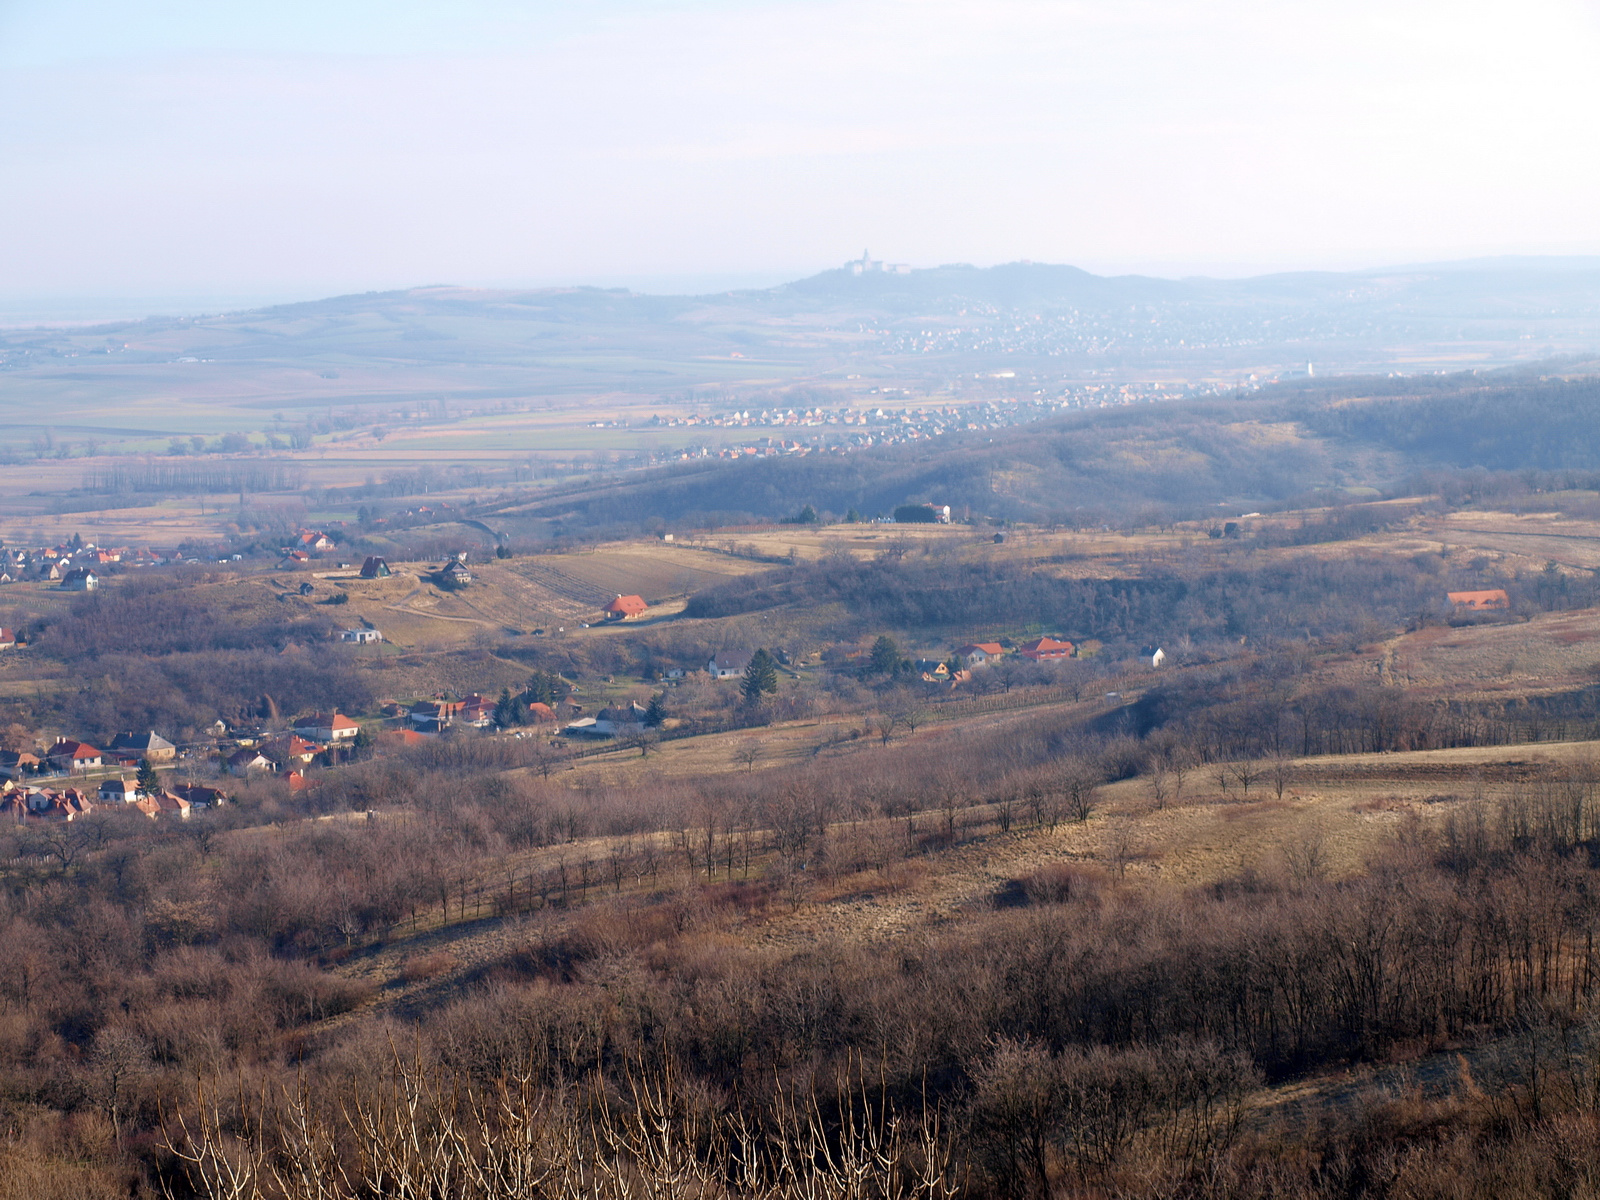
[
  {"xmin": 958, "ymin": 642, "xmax": 1004, "ymax": 656},
  {"xmin": 604, "ymin": 594, "xmax": 648, "ymax": 616},
  {"xmin": 1018, "ymin": 636, "xmax": 1074, "ymax": 659},
  {"xmin": 1448, "ymin": 589, "xmax": 1509, "ymax": 609},
  {"xmin": 526, "ymin": 702, "xmax": 557, "ymax": 722},
  {"xmin": 300, "ymin": 712, "xmax": 358, "ymax": 730}
]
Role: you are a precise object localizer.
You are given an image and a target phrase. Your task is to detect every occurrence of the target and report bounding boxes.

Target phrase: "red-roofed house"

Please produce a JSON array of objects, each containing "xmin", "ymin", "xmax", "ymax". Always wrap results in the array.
[
  {"xmin": 380, "ymin": 729, "xmax": 429, "ymax": 748},
  {"xmin": 603, "ymin": 594, "xmax": 648, "ymax": 621},
  {"xmin": 526, "ymin": 702, "xmax": 557, "ymax": 724},
  {"xmin": 1018, "ymin": 636, "xmax": 1075, "ymax": 662},
  {"xmin": 48, "ymin": 738, "xmax": 103, "ymax": 772},
  {"xmin": 956, "ymin": 642, "xmax": 1004, "ymax": 666},
  {"xmin": 1448, "ymin": 589, "xmax": 1510, "ymax": 610},
  {"xmin": 261, "ymin": 735, "xmax": 321, "ymax": 767},
  {"xmin": 136, "ymin": 790, "xmax": 191, "ymax": 820},
  {"xmin": 294, "ymin": 712, "xmax": 360, "ymax": 742}
]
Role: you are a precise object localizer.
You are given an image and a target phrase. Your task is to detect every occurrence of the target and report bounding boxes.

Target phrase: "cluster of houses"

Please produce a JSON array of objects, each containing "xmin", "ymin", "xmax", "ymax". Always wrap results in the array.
[
  {"xmin": 0, "ymin": 540, "xmax": 127, "ymax": 589},
  {"xmin": 0, "ymin": 774, "xmax": 227, "ymax": 824}
]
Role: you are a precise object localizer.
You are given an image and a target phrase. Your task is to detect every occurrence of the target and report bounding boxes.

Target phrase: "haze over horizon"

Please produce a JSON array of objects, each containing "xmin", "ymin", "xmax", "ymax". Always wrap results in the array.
[{"xmin": 3, "ymin": 0, "xmax": 1599, "ymax": 316}]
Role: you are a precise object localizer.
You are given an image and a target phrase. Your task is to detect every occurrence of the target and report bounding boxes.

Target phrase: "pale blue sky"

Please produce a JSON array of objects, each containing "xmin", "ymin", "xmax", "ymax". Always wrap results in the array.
[{"xmin": 2, "ymin": 0, "xmax": 1598, "ymax": 306}]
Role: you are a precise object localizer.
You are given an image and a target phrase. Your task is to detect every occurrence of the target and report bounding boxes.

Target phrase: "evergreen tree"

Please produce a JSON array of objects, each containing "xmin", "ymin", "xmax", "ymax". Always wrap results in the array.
[
  {"xmin": 525, "ymin": 671, "xmax": 569, "ymax": 706},
  {"xmin": 796, "ymin": 504, "xmax": 819, "ymax": 525},
  {"xmin": 741, "ymin": 649, "xmax": 780, "ymax": 702},
  {"xmin": 135, "ymin": 758, "xmax": 159, "ymax": 796},
  {"xmin": 845, "ymin": 507, "xmax": 862, "ymax": 523},
  {"xmin": 493, "ymin": 688, "xmax": 519, "ymax": 729},
  {"xmin": 868, "ymin": 635, "xmax": 903, "ymax": 676},
  {"xmin": 645, "ymin": 692, "xmax": 668, "ymax": 726}
]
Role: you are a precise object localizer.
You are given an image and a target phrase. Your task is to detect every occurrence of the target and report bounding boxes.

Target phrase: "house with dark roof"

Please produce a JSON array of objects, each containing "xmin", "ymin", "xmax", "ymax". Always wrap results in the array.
[
  {"xmin": 436, "ymin": 559, "xmax": 474, "ymax": 586},
  {"xmin": 60, "ymin": 568, "xmax": 98, "ymax": 591},
  {"xmin": 111, "ymin": 730, "xmax": 176, "ymax": 763},
  {"xmin": 170, "ymin": 782, "xmax": 228, "ymax": 810},
  {"xmin": 708, "ymin": 652, "xmax": 751, "ymax": 680},
  {"xmin": 359, "ymin": 556, "xmax": 391, "ymax": 578},
  {"xmin": 409, "ymin": 699, "xmax": 465, "ymax": 731}
]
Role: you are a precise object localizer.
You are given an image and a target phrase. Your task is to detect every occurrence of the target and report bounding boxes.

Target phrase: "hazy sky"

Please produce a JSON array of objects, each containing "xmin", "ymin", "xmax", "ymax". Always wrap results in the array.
[{"xmin": 2, "ymin": 0, "xmax": 1599, "ymax": 304}]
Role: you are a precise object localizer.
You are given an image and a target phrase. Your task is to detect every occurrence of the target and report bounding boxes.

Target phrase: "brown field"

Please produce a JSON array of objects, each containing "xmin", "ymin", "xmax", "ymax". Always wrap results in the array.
[{"xmin": 1377, "ymin": 609, "xmax": 1600, "ymax": 699}]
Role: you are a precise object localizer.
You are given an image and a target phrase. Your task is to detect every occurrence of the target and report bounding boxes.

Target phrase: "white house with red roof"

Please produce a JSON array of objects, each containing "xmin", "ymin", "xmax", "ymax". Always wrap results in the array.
[
  {"xmin": 48, "ymin": 738, "xmax": 103, "ymax": 772},
  {"xmin": 294, "ymin": 712, "xmax": 360, "ymax": 742}
]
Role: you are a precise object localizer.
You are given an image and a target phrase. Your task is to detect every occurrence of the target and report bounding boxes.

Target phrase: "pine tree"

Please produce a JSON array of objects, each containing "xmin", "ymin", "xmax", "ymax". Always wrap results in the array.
[
  {"xmin": 869, "ymin": 635, "xmax": 903, "ymax": 676},
  {"xmin": 135, "ymin": 758, "xmax": 159, "ymax": 796},
  {"xmin": 645, "ymin": 692, "xmax": 668, "ymax": 726},
  {"xmin": 845, "ymin": 507, "xmax": 862, "ymax": 523},
  {"xmin": 493, "ymin": 688, "xmax": 519, "ymax": 729},
  {"xmin": 741, "ymin": 649, "xmax": 780, "ymax": 702}
]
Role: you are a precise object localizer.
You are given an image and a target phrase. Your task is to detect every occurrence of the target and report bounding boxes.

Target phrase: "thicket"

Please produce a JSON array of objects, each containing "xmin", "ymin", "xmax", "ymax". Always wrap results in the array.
[
  {"xmin": 684, "ymin": 548, "xmax": 1559, "ymax": 646},
  {"xmin": 10, "ymin": 750, "xmax": 1600, "ymax": 1197}
]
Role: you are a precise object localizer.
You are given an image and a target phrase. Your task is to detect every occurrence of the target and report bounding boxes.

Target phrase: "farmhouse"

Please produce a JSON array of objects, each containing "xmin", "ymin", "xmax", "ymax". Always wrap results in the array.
[
  {"xmin": 1018, "ymin": 636, "xmax": 1075, "ymax": 662},
  {"xmin": 340, "ymin": 628, "xmax": 382, "ymax": 644},
  {"xmin": 0, "ymin": 628, "xmax": 15, "ymax": 649},
  {"xmin": 604, "ymin": 594, "xmax": 649, "ymax": 621},
  {"xmin": 526, "ymin": 701, "xmax": 557, "ymax": 723},
  {"xmin": 914, "ymin": 659, "xmax": 951, "ymax": 682},
  {"xmin": 294, "ymin": 712, "xmax": 360, "ymax": 742},
  {"xmin": 1448, "ymin": 589, "xmax": 1510, "ymax": 610},
  {"xmin": 1139, "ymin": 645, "xmax": 1167, "ymax": 667},
  {"xmin": 110, "ymin": 730, "xmax": 177, "ymax": 763},
  {"xmin": 359, "ymin": 556, "xmax": 391, "ymax": 578},
  {"xmin": 956, "ymin": 642, "xmax": 1004, "ymax": 666}
]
